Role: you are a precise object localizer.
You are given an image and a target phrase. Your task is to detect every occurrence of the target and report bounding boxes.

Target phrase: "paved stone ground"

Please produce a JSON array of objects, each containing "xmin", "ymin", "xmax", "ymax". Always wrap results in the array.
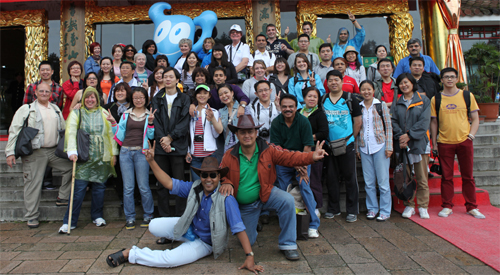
[{"xmin": 1, "ymin": 211, "xmax": 498, "ymax": 274}]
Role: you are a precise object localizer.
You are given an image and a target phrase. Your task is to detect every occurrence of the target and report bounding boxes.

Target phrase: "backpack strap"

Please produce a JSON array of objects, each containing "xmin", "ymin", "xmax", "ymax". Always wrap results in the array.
[
  {"xmin": 374, "ymin": 102, "xmax": 386, "ymax": 134},
  {"xmin": 345, "ymin": 92, "xmax": 353, "ymax": 115},
  {"xmin": 435, "ymin": 92, "xmax": 442, "ymax": 127},
  {"xmin": 463, "ymin": 90, "xmax": 471, "ymax": 117}
]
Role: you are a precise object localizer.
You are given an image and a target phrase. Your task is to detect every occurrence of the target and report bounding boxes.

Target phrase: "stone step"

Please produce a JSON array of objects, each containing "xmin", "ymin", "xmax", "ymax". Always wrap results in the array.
[
  {"xmin": 476, "ymin": 121, "xmax": 500, "ymax": 135},
  {"xmin": 0, "ymin": 173, "xmax": 63, "ymax": 187},
  {"xmin": 473, "ymin": 134, "xmax": 500, "ymax": 146},
  {"xmin": 474, "ymin": 171, "xmax": 500, "ymax": 187},
  {"xmin": 0, "ymin": 186, "xmax": 123, "ymax": 202},
  {"xmin": 473, "ymin": 145, "xmax": 500, "ymax": 158},
  {"xmin": 0, "ymin": 160, "xmax": 23, "ymax": 173},
  {"xmin": 480, "ymin": 186, "xmax": 500, "ymax": 206},
  {"xmin": 473, "ymin": 157, "xmax": 500, "ymax": 172}
]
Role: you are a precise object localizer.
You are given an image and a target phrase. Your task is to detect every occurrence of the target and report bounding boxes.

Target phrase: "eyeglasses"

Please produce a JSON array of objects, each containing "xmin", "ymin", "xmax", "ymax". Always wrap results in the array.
[
  {"xmin": 257, "ymin": 88, "xmax": 270, "ymax": 93},
  {"xmin": 133, "ymin": 97, "xmax": 145, "ymax": 101},
  {"xmin": 442, "ymin": 75, "xmax": 457, "ymax": 80},
  {"xmin": 37, "ymin": 90, "xmax": 51, "ymax": 94},
  {"xmin": 299, "ymin": 40, "xmax": 309, "ymax": 43},
  {"xmin": 126, "ymin": 49, "xmax": 135, "ymax": 52},
  {"xmin": 201, "ymin": 172, "xmax": 218, "ymax": 179},
  {"xmin": 71, "ymin": 67, "xmax": 81, "ymax": 71}
]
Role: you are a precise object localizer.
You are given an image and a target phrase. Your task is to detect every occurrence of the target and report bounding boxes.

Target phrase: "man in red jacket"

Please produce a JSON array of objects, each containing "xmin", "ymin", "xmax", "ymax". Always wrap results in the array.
[{"xmin": 220, "ymin": 115, "xmax": 327, "ymax": 261}]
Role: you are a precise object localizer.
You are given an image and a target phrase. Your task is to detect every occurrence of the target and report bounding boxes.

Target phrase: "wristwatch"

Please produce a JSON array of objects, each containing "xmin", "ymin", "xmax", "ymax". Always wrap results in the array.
[
  {"xmin": 240, "ymin": 103, "xmax": 247, "ymax": 108},
  {"xmin": 246, "ymin": 252, "xmax": 254, "ymax": 257}
]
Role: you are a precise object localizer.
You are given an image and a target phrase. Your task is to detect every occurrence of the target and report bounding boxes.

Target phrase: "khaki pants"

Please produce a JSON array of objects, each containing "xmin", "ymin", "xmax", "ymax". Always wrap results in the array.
[
  {"xmin": 21, "ymin": 147, "xmax": 73, "ymax": 220},
  {"xmin": 404, "ymin": 154, "xmax": 430, "ymax": 209}
]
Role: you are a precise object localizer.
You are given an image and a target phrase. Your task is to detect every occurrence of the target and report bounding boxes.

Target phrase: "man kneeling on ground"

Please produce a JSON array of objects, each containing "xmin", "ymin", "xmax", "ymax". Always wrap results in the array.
[{"xmin": 106, "ymin": 141, "xmax": 263, "ymax": 274}]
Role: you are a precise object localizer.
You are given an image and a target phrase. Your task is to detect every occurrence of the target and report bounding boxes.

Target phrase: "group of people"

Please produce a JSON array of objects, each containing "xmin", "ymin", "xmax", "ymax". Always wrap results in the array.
[{"xmin": 5, "ymin": 14, "xmax": 486, "ymax": 272}]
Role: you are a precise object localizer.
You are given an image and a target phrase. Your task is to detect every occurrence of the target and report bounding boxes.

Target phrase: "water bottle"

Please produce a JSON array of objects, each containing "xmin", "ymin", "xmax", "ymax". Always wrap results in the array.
[{"xmin": 495, "ymin": 92, "xmax": 500, "ymax": 103}]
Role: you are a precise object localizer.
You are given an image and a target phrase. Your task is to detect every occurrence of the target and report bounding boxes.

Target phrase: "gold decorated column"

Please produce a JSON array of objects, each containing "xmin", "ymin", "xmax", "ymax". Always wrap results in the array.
[
  {"xmin": 419, "ymin": 0, "xmax": 447, "ymax": 70},
  {"xmin": 387, "ymin": 12, "xmax": 414, "ymax": 65},
  {"xmin": 60, "ymin": 1, "xmax": 86, "ymax": 83}
]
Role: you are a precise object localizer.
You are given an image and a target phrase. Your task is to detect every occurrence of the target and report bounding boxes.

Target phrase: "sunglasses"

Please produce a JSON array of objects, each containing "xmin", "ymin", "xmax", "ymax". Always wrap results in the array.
[{"xmin": 201, "ymin": 172, "xmax": 218, "ymax": 179}]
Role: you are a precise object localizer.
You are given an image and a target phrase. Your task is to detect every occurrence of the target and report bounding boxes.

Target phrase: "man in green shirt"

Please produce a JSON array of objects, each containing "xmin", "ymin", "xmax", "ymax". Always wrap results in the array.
[
  {"xmin": 285, "ymin": 21, "xmax": 325, "ymax": 55},
  {"xmin": 270, "ymin": 94, "xmax": 320, "ymax": 238}
]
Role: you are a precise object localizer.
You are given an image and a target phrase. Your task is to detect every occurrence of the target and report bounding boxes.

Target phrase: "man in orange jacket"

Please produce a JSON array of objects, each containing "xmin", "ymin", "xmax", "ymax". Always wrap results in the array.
[{"xmin": 219, "ymin": 115, "xmax": 328, "ymax": 261}]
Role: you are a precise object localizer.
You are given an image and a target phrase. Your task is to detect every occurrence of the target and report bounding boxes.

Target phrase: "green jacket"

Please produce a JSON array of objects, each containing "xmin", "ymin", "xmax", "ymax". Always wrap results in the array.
[{"xmin": 288, "ymin": 36, "xmax": 324, "ymax": 55}]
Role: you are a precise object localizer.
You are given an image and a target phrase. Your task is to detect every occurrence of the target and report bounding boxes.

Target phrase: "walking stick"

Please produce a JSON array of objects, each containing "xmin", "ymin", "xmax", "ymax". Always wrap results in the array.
[{"xmin": 67, "ymin": 161, "xmax": 76, "ymax": 235}]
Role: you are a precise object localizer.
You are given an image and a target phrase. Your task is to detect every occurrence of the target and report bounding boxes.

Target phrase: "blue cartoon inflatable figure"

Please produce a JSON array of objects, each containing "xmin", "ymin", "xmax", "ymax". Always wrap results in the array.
[{"xmin": 149, "ymin": 2, "xmax": 218, "ymax": 64}]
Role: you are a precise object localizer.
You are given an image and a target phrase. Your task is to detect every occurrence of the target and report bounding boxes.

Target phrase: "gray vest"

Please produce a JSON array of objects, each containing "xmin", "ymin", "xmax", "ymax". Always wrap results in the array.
[{"xmin": 173, "ymin": 180, "xmax": 229, "ymax": 259}]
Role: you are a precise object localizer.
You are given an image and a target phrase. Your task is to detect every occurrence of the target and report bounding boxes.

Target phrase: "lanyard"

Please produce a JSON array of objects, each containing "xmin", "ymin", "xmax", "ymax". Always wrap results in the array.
[
  {"xmin": 257, "ymin": 102, "xmax": 273, "ymax": 126},
  {"xmin": 229, "ymin": 42, "xmax": 242, "ymax": 64}
]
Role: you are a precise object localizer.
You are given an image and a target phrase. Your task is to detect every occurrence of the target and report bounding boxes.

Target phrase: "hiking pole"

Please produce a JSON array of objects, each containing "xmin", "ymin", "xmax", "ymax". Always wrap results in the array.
[{"xmin": 67, "ymin": 161, "xmax": 76, "ymax": 235}]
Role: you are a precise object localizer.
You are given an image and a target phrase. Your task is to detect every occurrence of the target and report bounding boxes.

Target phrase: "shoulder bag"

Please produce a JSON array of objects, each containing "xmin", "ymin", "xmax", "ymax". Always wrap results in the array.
[
  {"xmin": 55, "ymin": 109, "xmax": 90, "ymax": 162},
  {"xmin": 14, "ymin": 105, "xmax": 39, "ymax": 158},
  {"xmin": 393, "ymin": 150, "xmax": 417, "ymax": 201}
]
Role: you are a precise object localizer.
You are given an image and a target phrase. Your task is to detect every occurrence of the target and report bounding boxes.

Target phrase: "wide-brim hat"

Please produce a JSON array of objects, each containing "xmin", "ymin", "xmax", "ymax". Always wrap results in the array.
[
  {"xmin": 191, "ymin": 157, "xmax": 229, "ymax": 178},
  {"xmin": 227, "ymin": 114, "xmax": 264, "ymax": 133},
  {"xmin": 343, "ymin": 46, "xmax": 359, "ymax": 59}
]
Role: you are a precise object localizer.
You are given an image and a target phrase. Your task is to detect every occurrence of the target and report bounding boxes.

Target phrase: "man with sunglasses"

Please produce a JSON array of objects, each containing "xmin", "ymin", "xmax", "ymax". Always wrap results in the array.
[
  {"xmin": 105, "ymin": 142, "xmax": 263, "ymax": 274},
  {"xmin": 220, "ymin": 115, "xmax": 328, "ymax": 261}
]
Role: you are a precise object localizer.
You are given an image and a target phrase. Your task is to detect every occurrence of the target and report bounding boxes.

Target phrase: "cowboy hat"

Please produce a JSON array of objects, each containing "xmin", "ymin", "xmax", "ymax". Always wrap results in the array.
[
  {"xmin": 191, "ymin": 157, "xmax": 229, "ymax": 178},
  {"xmin": 343, "ymin": 46, "xmax": 359, "ymax": 59},
  {"xmin": 227, "ymin": 114, "xmax": 264, "ymax": 133}
]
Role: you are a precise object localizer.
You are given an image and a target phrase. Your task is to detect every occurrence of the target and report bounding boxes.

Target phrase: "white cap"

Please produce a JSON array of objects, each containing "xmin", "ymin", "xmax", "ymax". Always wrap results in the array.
[{"xmin": 229, "ymin": 24, "xmax": 242, "ymax": 32}]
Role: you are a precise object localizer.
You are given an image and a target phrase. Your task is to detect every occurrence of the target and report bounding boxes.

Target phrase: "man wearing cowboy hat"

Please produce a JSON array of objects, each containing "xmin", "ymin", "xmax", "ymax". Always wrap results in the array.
[
  {"xmin": 105, "ymin": 142, "xmax": 263, "ymax": 273},
  {"xmin": 220, "ymin": 114, "xmax": 328, "ymax": 261}
]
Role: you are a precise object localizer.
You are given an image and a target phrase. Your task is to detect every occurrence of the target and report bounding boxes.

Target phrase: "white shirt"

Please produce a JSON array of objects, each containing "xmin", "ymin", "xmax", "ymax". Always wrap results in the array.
[
  {"xmin": 360, "ymin": 98, "xmax": 384, "ymax": 155},
  {"xmin": 225, "ymin": 42, "xmax": 253, "ymax": 68},
  {"xmin": 246, "ymin": 100, "xmax": 280, "ymax": 143},
  {"xmin": 165, "ymin": 93, "xmax": 177, "ymax": 118},
  {"xmin": 174, "ymin": 57, "xmax": 186, "ymax": 74},
  {"xmin": 253, "ymin": 50, "xmax": 276, "ymax": 68}
]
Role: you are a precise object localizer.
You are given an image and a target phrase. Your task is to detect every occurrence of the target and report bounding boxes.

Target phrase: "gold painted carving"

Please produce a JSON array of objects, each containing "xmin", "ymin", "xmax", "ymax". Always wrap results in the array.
[
  {"xmin": 0, "ymin": 10, "xmax": 48, "ymax": 89},
  {"xmin": 295, "ymin": 0, "xmax": 413, "ymax": 64},
  {"xmin": 387, "ymin": 12, "xmax": 414, "ymax": 64},
  {"xmin": 274, "ymin": 0, "xmax": 282, "ymax": 38},
  {"xmin": 84, "ymin": 0, "xmax": 254, "ymax": 55}
]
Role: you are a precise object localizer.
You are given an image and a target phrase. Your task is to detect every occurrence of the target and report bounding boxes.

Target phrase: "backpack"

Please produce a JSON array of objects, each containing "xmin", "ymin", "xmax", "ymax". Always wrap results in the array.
[{"xmin": 434, "ymin": 90, "xmax": 471, "ymax": 127}]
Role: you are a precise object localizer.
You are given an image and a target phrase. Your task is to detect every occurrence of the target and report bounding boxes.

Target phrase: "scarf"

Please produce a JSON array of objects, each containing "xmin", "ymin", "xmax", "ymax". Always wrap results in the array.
[
  {"xmin": 300, "ymin": 105, "xmax": 318, "ymax": 117},
  {"xmin": 116, "ymin": 102, "xmax": 129, "ymax": 116},
  {"xmin": 348, "ymin": 62, "xmax": 357, "ymax": 70}
]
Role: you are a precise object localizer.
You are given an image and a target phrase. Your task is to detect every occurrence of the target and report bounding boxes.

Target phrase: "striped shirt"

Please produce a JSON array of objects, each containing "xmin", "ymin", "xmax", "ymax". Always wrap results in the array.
[{"xmin": 193, "ymin": 117, "xmax": 214, "ymax": 157}]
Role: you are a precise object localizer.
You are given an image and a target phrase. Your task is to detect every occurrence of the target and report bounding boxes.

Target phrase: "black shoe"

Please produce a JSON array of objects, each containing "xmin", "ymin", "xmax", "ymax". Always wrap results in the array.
[
  {"xmin": 42, "ymin": 183, "xmax": 56, "ymax": 190},
  {"xmin": 281, "ymin": 249, "xmax": 300, "ymax": 261},
  {"xmin": 125, "ymin": 220, "xmax": 135, "ymax": 230},
  {"xmin": 256, "ymin": 220, "xmax": 263, "ymax": 232},
  {"xmin": 140, "ymin": 218, "xmax": 151, "ymax": 228},
  {"xmin": 260, "ymin": 214, "xmax": 269, "ymax": 224},
  {"xmin": 56, "ymin": 197, "xmax": 68, "ymax": 206}
]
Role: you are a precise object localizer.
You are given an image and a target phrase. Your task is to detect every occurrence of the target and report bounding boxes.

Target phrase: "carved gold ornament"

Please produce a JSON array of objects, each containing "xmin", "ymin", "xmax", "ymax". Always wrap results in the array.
[
  {"xmin": 274, "ymin": 0, "xmax": 282, "ymax": 38},
  {"xmin": 0, "ymin": 10, "xmax": 48, "ymax": 89},
  {"xmin": 84, "ymin": 0, "xmax": 254, "ymax": 56},
  {"xmin": 295, "ymin": 0, "xmax": 413, "ymax": 64}
]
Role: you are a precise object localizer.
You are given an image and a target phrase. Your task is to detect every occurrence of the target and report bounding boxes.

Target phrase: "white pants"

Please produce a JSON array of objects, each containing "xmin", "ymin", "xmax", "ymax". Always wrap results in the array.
[{"xmin": 128, "ymin": 217, "xmax": 213, "ymax": 268}]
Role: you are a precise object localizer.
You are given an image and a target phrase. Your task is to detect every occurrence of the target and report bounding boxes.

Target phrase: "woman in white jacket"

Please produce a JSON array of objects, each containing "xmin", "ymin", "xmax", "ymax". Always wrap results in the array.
[
  {"xmin": 344, "ymin": 46, "xmax": 366, "ymax": 86},
  {"xmin": 186, "ymin": 84, "xmax": 223, "ymax": 181}
]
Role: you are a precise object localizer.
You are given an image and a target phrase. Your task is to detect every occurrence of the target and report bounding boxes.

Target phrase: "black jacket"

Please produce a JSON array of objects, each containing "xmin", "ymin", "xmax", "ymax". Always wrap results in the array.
[
  {"xmin": 269, "ymin": 74, "xmax": 291, "ymax": 95},
  {"xmin": 305, "ymin": 109, "xmax": 329, "ymax": 142},
  {"xmin": 151, "ymin": 87, "xmax": 191, "ymax": 156},
  {"xmin": 416, "ymin": 72, "xmax": 441, "ymax": 101}
]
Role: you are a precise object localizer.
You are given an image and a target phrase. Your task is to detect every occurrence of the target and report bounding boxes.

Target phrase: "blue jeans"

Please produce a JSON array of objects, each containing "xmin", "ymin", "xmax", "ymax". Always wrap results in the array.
[
  {"xmin": 190, "ymin": 153, "xmax": 216, "ymax": 182},
  {"xmin": 63, "ymin": 179, "xmax": 106, "ymax": 227},
  {"xmin": 239, "ymin": 187, "xmax": 297, "ymax": 250},
  {"xmin": 275, "ymin": 165, "xmax": 319, "ymax": 230},
  {"xmin": 359, "ymin": 145, "xmax": 391, "ymax": 216},
  {"xmin": 120, "ymin": 147, "xmax": 154, "ymax": 221}
]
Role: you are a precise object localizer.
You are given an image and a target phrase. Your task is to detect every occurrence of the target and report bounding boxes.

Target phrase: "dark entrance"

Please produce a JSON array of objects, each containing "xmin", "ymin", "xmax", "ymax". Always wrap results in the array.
[{"xmin": 0, "ymin": 26, "xmax": 26, "ymax": 132}]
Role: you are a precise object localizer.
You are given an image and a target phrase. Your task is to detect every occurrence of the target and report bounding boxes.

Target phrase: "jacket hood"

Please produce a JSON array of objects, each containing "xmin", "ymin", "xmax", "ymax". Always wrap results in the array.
[{"xmin": 336, "ymin": 27, "xmax": 350, "ymax": 45}]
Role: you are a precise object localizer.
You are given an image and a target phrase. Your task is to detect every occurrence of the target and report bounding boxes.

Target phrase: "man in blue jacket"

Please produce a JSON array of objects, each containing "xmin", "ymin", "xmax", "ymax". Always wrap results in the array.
[
  {"xmin": 394, "ymin": 38, "xmax": 440, "ymax": 78},
  {"xmin": 327, "ymin": 11, "xmax": 366, "ymax": 64}
]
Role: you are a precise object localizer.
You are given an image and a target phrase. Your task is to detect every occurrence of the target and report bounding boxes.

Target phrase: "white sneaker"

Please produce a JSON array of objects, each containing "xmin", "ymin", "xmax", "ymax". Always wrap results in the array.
[
  {"xmin": 438, "ymin": 208, "xmax": 453, "ymax": 217},
  {"xmin": 468, "ymin": 209, "xmax": 486, "ymax": 219},
  {"xmin": 93, "ymin": 217, "xmax": 106, "ymax": 227},
  {"xmin": 402, "ymin": 206, "xmax": 415, "ymax": 218},
  {"xmin": 419, "ymin": 208, "xmax": 430, "ymax": 219},
  {"xmin": 308, "ymin": 228, "xmax": 319, "ymax": 238},
  {"xmin": 58, "ymin": 224, "xmax": 76, "ymax": 234},
  {"xmin": 315, "ymin": 209, "xmax": 321, "ymax": 218}
]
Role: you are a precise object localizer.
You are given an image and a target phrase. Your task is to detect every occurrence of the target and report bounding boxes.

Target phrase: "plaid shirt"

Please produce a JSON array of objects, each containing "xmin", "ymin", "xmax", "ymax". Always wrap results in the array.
[
  {"xmin": 357, "ymin": 99, "xmax": 393, "ymax": 152},
  {"xmin": 23, "ymin": 80, "xmax": 64, "ymax": 109}
]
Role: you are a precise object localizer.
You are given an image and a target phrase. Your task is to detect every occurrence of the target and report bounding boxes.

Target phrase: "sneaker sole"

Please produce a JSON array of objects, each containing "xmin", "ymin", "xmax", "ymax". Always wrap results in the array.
[
  {"xmin": 27, "ymin": 224, "xmax": 39, "ymax": 228},
  {"xmin": 438, "ymin": 212, "xmax": 452, "ymax": 217},
  {"xmin": 346, "ymin": 217, "xmax": 357, "ymax": 223},
  {"xmin": 376, "ymin": 218, "xmax": 389, "ymax": 222},
  {"xmin": 56, "ymin": 203, "xmax": 68, "ymax": 207},
  {"xmin": 140, "ymin": 224, "xmax": 149, "ymax": 228},
  {"xmin": 468, "ymin": 213, "xmax": 486, "ymax": 219},
  {"xmin": 324, "ymin": 213, "xmax": 341, "ymax": 219},
  {"xmin": 366, "ymin": 216, "xmax": 376, "ymax": 220},
  {"xmin": 126, "ymin": 226, "xmax": 135, "ymax": 230}
]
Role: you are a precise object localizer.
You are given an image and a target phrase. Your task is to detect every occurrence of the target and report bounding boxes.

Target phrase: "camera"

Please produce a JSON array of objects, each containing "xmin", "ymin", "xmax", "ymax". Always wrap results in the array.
[
  {"xmin": 430, "ymin": 163, "xmax": 442, "ymax": 175},
  {"xmin": 259, "ymin": 128, "xmax": 270, "ymax": 138},
  {"xmin": 194, "ymin": 134, "xmax": 204, "ymax": 142}
]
